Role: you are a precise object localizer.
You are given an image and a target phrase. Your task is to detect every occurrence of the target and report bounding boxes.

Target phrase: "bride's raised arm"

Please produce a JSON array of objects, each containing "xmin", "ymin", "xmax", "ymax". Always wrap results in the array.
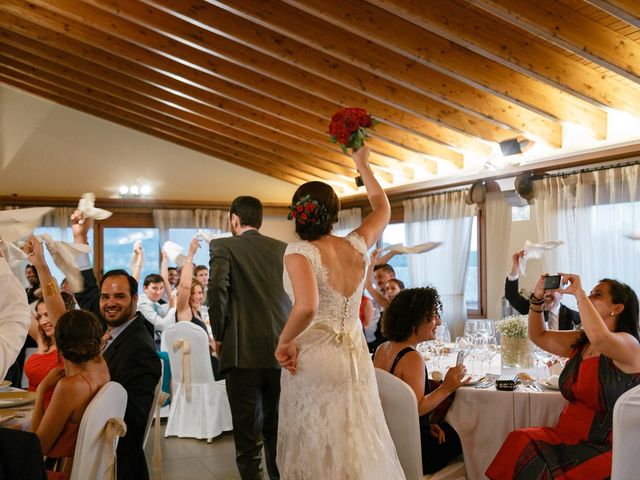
[{"xmin": 352, "ymin": 146, "xmax": 390, "ymax": 249}]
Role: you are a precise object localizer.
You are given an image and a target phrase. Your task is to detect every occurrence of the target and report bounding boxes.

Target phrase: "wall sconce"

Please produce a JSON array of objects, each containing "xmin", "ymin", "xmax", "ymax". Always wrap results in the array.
[{"xmin": 499, "ymin": 136, "xmax": 535, "ymax": 156}]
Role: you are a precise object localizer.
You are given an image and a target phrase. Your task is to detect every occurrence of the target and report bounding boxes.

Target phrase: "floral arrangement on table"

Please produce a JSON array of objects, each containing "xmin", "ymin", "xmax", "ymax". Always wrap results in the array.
[
  {"xmin": 496, "ymin": 315, "xmax": 533, "ymax": 369},
  {"xmin": 287, "ymin": 195, "xmax": 329, "ymax": 225},
  {"xmin": 328, "ymin": 107, "xmax": 378, "ymax": 154}
]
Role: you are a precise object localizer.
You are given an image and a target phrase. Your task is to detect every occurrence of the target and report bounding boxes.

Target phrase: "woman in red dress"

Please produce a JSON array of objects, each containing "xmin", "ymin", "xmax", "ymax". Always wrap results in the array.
[{"xmin": 486, "ymin": 275, "xmax": 640, "ymax": 479}]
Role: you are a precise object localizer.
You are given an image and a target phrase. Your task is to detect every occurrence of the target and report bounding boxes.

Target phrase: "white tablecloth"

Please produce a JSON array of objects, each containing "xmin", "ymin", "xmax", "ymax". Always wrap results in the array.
[{"xmin": 446, "ymin": 386, "xmax": 567, "ymax": 479}]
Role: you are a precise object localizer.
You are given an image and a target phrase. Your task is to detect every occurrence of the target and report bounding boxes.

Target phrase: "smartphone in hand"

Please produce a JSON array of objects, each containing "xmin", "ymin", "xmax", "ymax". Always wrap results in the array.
[{"xmin": 543, "ymin": 275, "xmax": 562, "ymax": 290}]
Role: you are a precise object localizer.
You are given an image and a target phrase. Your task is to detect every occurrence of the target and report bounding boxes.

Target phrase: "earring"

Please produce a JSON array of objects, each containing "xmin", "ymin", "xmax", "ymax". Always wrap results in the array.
[{"xmin": 610, "ymin": 312, "xmax": 615, "ymax": 317}]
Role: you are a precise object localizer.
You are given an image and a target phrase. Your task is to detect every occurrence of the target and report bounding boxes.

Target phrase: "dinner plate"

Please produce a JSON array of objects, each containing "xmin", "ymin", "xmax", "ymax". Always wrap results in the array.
[
  {"xmin": 537, "ymin": 380, "xmax": 560, "ymax": 391},
  {"xmin": 0, "ymin": 409, "xmax": 25, "ymax": 425},
  {"xmin": 0, "ymin": 391, "xmax": 36, "ymax": 408},
  {"xmin": 463, "ymin": 375, "xmax": 486, "ymax": 386},
  {"xmin": 0, "ymin": 380, "xmax": 11, "ymax": 391}
]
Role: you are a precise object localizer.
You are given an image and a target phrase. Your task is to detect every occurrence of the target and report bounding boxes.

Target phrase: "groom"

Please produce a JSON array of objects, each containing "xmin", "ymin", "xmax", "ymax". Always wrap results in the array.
[{"xmin": 207, "ymin": 196, "xmax": 291, "ymax": 480}]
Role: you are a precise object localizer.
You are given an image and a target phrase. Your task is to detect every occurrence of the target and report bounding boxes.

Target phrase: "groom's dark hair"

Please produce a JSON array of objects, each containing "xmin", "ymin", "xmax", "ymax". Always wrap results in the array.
[{"xmin": 230, "ymin": 196, "xmax": 263, "ymax": 229}]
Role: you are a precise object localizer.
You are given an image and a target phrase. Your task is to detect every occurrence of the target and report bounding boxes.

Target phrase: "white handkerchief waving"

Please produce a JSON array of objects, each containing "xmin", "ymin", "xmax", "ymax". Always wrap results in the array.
[
  {"xmin": 0, "ymin": 207, "xmax": 53, "ymax": 243},
  {"xmin": 162, "ymin": 241, "xmax": 188, "ymax": 267},
  {"xmin": 194, "ymin": 230, "xmax": 216, "ymax": 244},
  {"xmin": 626, "ymin": 231, "xmax": 640, "ymax": 241},
  {"xmin": 519, "ymin": 240, "xmax": 564, "ymax": 275},
  {"xmin": 129, "ymin": 240, "xmax": 143, "ymax": 273},
  {"xmin": 382, "ymin": 242, "xmax": 442, "ymax": 255},
  {"xmin": 77, "ymin": 193, "xmax": 112, "ymax": 221},
  {"xmin": 37, "ymin": 234, "xmax": 91, "ymax": 292}
]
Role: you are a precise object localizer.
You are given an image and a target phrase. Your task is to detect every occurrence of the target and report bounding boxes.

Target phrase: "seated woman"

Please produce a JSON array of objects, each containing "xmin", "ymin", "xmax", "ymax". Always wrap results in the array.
[
  {"xmin": 176, "ymin": 237, "xmax": 219, "ymax": 379},
  {"xmin": 373, "ymin": 287, "xmax": 467, "ymax": 474},
  {"xmin": 30, "ymin": 309, "xmax": 110, "ymax": 480},
  {"xmin": 23, "ymin": 238, "xmax": 74, "ymax": 407},
  {"xmin": 486, "ymin": 275, "xmax": 640, "ymax": 479}
]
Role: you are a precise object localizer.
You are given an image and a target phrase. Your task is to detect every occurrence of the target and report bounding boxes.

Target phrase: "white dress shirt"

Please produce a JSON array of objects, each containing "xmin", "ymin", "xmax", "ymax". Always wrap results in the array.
[
  {"xmin": 137, "ymin": 293, "xmax": 175, "ymax": 332},
  {"xmin": 0, "ymin": 257, "xmax": 31, "ymax": 379}
]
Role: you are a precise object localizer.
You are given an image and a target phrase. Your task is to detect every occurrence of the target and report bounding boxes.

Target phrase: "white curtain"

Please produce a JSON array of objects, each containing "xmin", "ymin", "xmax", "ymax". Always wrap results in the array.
[
  {"xmin": 152, "ymin": 209, "xmax": 195, "ymax": 244},
  {"xmin": 40, "ymin": 207, "xmax": 74, "ymax": 241},
  {"xmin": 335, "ymin": 207, "xmax": 362, "ymax": 237},
  {"xmin": 534, "ymin": 164, "xmax": 640, "ymax": 305},
  {"xmin": 403, "ymin": 191, "xmax": 475, "ymax": 338},
  {"xmin": 194, "ymin": 209, "xmax": 229, "ymax": 233},
  {"xmin": 485, "ymin": 192, "xmax": 513, "ymax": 319}
]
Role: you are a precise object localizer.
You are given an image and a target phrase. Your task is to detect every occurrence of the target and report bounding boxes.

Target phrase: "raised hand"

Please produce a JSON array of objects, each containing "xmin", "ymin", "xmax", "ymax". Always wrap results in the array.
[
  {"xmin": 71, "ymin": 209, "xmax": 91, "ymax": 244},
  {"xmin": 188, "ymin": 237, "xmax": 201, "ymax": 258}
]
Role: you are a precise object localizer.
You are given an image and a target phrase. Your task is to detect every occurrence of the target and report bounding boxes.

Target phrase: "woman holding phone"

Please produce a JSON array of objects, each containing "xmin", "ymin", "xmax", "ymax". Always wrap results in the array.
[{"xmin": 487, "ymin": 274, "xmax": 640, "ymax": 479}]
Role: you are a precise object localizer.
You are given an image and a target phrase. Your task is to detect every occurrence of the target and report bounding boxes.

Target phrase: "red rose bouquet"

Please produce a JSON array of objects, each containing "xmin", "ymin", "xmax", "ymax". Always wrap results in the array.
[{"xmin": 328, "ymin": 107, "xmax": 378, "ymax": 154}]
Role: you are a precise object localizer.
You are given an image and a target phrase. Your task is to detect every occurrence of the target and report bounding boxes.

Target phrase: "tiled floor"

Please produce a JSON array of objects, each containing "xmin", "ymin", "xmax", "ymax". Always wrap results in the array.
[{"xmin": 144, "ymin": 423, "xmax": 268, "ymax": 480}]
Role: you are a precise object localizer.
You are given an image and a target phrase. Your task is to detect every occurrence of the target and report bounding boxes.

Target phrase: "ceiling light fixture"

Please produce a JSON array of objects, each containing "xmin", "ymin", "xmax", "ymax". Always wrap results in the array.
[{"xmin": 119, "ymin": 184, "xmax": 152, "ymax": 197}]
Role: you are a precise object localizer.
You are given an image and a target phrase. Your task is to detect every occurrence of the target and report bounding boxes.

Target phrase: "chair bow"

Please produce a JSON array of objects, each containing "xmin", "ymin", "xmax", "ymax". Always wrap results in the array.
[
  {"xmin": 152, "ymin": 391, "xmax": 170, "ymax": 479},
  {"xmin": 103, "ymin": 417, "xmax": 126, "ymax": 480},
  {"xmin": 172, "ymin": 339, "xmax": 192, "ymax": 401},
  {"xmin": 77, "ymin": 193, "xmax": 112, "ymax": 223}
]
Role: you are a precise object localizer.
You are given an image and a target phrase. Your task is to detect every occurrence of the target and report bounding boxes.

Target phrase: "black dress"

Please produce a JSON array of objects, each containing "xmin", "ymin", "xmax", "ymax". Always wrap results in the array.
[{"xmin": 387, "ymin": 347, "xmax": 462, "ymax": 475}]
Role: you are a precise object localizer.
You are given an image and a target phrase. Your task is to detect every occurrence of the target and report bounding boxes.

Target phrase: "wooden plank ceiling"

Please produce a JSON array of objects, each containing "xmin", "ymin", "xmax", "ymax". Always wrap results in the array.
[{"xmin": 1, "ymin": 0, "xmax": 639, "ymax": 192}]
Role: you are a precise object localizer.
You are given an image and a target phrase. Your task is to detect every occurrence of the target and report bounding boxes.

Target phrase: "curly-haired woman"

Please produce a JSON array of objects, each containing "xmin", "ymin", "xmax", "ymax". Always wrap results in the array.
[{"xmin": 373, "ymin": 287, "xmax": 467, "ymax": 474}]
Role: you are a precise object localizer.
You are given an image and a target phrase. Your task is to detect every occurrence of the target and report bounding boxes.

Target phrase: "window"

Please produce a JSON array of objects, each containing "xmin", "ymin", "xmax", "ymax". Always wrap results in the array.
[
  {"xmin": 511, "ymin": 205, "xmax": 530, "ymax": 222},
  {"xmin": 167, "ymin": 228, "xmax": 230, "ymax": 268},
  {"xmin": 464, "ymin": 216, "xmax": 480, "ymax": 312},
  {"xmin": 103, "ymin": 228, "xmax": 159, "ymax": 291},
  {"xmin": 380, "ymin": 223, "xmax": 409, "ymax": 287}
]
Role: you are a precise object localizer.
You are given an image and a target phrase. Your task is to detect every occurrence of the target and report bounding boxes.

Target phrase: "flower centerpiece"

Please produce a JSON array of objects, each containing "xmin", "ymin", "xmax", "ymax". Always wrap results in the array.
[
  {"xmin": 496, "ymin": 315, "xmax": 534, "ymax": 370},
  {"xmin": 328, "ymin": 107, "xmax": 378, "ymax": 154}
]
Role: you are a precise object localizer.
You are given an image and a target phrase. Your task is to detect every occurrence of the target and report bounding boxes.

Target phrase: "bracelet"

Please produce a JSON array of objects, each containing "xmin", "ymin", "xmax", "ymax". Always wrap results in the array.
[
  {"xmin": 184, "ymin": 258, "xmax": 193, "ymax": 264},
  {"xmin": 576, "ymin": 296, "xmax": 589, "ymax": 304},
  {"xmin": 529, "ymin": 306, "xmax": 543, "ymax": 313},
  {"xmin": 529, "ymin": 293, "xmax": 545, "ymax": 305},
  {"xmin": 44, "ymin": 280, "xmax": 60, "ymax": 296}
]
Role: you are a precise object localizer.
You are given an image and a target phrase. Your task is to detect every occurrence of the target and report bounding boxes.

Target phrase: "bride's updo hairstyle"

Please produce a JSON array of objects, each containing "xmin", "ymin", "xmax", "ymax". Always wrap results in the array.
[
  {"xmin": 289, "ymin": 181, "xmax": 340, "ymax": 241},
  {"xmin": 55, "ymin": 310, "xmax": 104, "ymax": 364}
]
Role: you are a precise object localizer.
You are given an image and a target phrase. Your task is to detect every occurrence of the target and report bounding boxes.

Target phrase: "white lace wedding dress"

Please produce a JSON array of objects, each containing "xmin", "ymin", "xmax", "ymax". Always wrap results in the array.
[{"xmin": 277, "ymin": 232, "xmax": 405, "ymax": 479}]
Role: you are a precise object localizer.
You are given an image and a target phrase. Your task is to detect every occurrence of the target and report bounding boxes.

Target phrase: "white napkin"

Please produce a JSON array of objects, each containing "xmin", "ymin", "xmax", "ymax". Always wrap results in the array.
[
  {"xmin": 37, "ymin": 234, "xmax": 91, "ymax": 292},
  {"xmin": 162, "ymin": 241, "xmax": 187, "ymax": 267},
  {"xmin": 545, "ymin": 374, "xmax": 560, "ymax": 389},
  {"xmin": 77, "ymin": 193, "xmax": 112, "ymax": 222},
  {"xmin": 0, "ymin": 240, "xmax": 29, "ymax": 268},
  {"xmin": 519, "ymin": 240, "xmax": 564, "ymax": 275},
  {"xmin": 194, "ymin": 229, "xmax": 216, "ymax": 244},
  {"xmin": 381, "ymin": 242, "xmax": 442, "ymax": 255},
  {"xmin": 0, "ymin": 207, "xmax": 53, "ymax": 243},
  {"xmin": 626, "ymin": 231, "xmax": 640, "ymax": 240},
  {"xmin": 128, "ymin": 240, "xmax": 143, "ymax": 273}
]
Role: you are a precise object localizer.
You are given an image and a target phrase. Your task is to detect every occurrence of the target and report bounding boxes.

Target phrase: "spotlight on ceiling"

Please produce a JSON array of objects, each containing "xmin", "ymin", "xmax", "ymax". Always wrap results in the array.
[{"xmin": 499, "ymin": 136, "xmax": 535, "ymax": 156}]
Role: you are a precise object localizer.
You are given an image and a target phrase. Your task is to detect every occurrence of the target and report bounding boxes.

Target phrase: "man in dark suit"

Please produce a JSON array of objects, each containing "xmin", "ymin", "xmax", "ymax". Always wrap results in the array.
[
  {"xmin": 72, "ymin": 213, "xmax": 160, "ymax": 480},
  {"xmin": 505, "ymin": 250, "xmax": 580, "ymax": 330},
  {"xmin": 208, "ymin": 196, "xmax": 291, "ymax": 480}
]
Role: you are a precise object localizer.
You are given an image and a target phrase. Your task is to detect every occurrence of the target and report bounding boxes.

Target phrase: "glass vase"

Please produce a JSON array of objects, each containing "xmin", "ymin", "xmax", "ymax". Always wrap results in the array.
[{"xmin": 500, "ymin": 335, "xmax": 534, "ymax": 371}]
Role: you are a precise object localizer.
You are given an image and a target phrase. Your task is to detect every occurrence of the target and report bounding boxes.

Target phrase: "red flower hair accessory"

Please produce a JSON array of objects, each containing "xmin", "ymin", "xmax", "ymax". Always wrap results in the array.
[
  {"xmin": 287, "ymin": 195, "xmax": 330, "ymax": 225},
  {"xmin": 328, "ymin": 107, "xmax": 378, "ymax": 154}
]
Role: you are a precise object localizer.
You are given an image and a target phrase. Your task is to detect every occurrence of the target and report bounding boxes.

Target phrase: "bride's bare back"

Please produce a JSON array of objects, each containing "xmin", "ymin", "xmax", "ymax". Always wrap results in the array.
[{"xmin": 311, "ymin": 235, "xmax": 365, "ymax": 298}]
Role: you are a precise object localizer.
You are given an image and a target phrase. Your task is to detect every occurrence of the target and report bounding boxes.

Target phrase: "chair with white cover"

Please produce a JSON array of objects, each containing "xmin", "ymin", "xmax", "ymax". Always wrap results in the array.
[
  {"xmin": 612, "ymin": 384, "xmax": 640, "ymax": 480},
  {"xmin": 374, "ymin": 368, "xmax": 466, "ymax": 480},
  {"xmin": 161, "ymin": 321, "xmax": 232, "ymax": 441},
  {"xmin": 69, "ymin": 381, "xmax": 127, "ymax": 480}
]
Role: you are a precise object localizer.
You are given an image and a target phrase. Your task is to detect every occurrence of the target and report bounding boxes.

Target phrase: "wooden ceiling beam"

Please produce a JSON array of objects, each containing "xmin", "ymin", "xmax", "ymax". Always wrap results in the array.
[
  {"xmin": 0, "ymin": 51, "xmax": 360, "ymax": 185},
  {"xmin": 11, "ymin": 0, "xmax": 467, "ymax": 167},
  {"xmin": 240, "ymin": 0, "xmax": 605, "ymax": 139},
  {"xmin": 368, "ymin": 0, "xmax": 640, "ymax": 116},
  {"xmin": 466, "ymin": 0, "xmax": 640, "ymax": 82},
  {"xmin": 134, "ymin": 0, "xmax": 531, "ymax": 150},
  {"xmin": 585, "ymin": 0, "xmax": 640, "ymax": 29},
  {"xmin": 0, "ymin": 68, "xmax": 320, "ymax": 186}
]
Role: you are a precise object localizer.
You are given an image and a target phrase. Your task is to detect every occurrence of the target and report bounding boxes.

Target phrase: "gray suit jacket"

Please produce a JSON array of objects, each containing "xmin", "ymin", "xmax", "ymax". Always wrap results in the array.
[{"xmin": 207, "ymin": 230, "xmax": 291, "ymax": 373}]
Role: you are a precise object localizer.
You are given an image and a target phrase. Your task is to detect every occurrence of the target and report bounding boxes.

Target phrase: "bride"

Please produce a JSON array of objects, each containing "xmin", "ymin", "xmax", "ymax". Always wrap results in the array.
[{"xmin": 275, "ymin": 146, "xmax": 405, "ymax": 479}]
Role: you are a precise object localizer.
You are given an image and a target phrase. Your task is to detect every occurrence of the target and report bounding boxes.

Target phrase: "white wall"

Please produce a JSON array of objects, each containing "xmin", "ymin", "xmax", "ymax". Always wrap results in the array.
[
  {"xmin": 261, "ymin": 215, "xmax": 297, "ymax": 244},
  {"xmin": 0, "ymin": 84, "xmax": 296, "ymax": 203}
]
